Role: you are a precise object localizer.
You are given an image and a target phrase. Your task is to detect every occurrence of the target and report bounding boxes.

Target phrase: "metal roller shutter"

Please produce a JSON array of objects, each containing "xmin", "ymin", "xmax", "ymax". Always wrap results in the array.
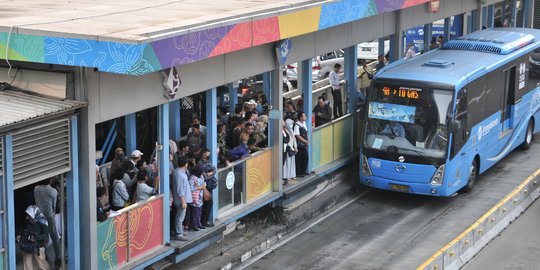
[{"xmin": 11, "ymin": 118, "xmax": 70, "ymax": 189}]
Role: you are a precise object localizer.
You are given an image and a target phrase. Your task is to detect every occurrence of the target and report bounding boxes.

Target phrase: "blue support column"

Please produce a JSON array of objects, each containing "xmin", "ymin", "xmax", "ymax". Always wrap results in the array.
[
  {"xmin": 300, "ymin": 59, "xmax": 313, "ymax": 173},
  {"xmin": 344, "ymin": 46, "xmax": 358, "ymax": 115},
  {"xmin": 67, "ymin": 116, "xmax": 80, "ymax": 270},
  {"xmin": 267, "ymin": 70, "xmax": 276, "ymax": 148},
  {"xmin": 378, "ymin": 38, "xmax": 385, "ymax": 59},
  {"xmin": 263, "ymin": 72, "xmax": 271, "ymax": 99},
  {"xmin": 158, "ymin": 103, "xmax": 170, "ymax": 244},
  {"xmin": 206, "ymin": 88, "xmax": 218, "ymax": 222},
  {"xmin": 444, "ymin": 18, "xmax": 451, "ymax": 43},
  {"xmin": 125, "ymin": 113, "xmax": 137, "ymax": 153},
  {"xmin": 510, "ymin": 0, "xmax": 517, "ymax": 27},
  {"xmin": 228, "ymin": 83, "xmax": 238, "ymax": 114},
  {"xmin": 523, "ymin": 0, "xmax": 531, "ymax": 28},
  {"xmin": 482, "ymin": 6, "xmax": 488, "ymax": 28},
  {"xmin": 388, "ymin": 34, "xmax": 399, "ymax": 63},
  {"xmin": 169, "ymin": 100, "xmax": 181, "ymax": 140},
  {"xmin": 4, "ymin": 135, "xmax": 15, "ymax": 270},
  {"xmin": 487, "ymin": 5, "xmax": 494, "ymax": 28},
  {"xmin": 423, "ymin": 24, "xmax": 432, "ymax": 52}
]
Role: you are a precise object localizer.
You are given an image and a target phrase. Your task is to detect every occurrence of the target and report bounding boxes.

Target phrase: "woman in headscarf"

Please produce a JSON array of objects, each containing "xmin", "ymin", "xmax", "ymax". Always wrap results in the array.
[{"xmin": 282, "ymin": 118, "xmax": 298, "ymax": 185}]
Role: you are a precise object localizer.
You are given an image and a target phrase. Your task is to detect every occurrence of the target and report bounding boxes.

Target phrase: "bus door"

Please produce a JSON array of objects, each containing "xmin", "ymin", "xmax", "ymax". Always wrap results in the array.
[
  {"xmin": 451, "ymin": 88, "xmax": 470, "ymax": 186},
  {"xmin": 501, "ymin": 66, "xmax": 516, "ymax": 131}
]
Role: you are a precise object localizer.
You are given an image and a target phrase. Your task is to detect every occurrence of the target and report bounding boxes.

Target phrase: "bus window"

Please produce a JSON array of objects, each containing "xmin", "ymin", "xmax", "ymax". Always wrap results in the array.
[
  {"xmin": 528, "ymin": 48, "xmax": 540, "ymax": 90},
  {"xmin": 364, "ymin": 84, "xmax": 452, "ymax": 162},
  {"xmin": 486, "ymin": 71, "xmax": 504, "ymax": 117}
]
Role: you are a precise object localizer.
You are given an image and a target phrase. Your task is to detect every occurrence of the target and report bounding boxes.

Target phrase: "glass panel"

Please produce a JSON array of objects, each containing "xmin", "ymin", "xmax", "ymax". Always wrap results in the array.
[{"xmin": 218, "ymin": 167, "xmax": 234, "ymax": 211}]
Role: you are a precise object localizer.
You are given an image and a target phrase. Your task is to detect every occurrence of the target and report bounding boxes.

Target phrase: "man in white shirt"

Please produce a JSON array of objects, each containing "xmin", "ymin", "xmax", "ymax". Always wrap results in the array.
[
  {"xmin": 405, "ymin": 42, "xmax": 416, "ymax": 60},
  {"xmin": 329, "ymin": 63, "xmax": 344, "ymax": 118}
]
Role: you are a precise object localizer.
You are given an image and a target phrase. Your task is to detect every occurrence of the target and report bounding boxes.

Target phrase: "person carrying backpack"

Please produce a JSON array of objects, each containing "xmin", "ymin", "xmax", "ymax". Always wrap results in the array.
[{"xmin": 17, "ymin": 205, "xmax": 50, "ymax": 270}]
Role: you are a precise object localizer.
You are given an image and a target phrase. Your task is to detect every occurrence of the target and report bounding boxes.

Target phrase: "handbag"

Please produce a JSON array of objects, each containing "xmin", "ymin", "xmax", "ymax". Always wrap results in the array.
[
  {"xmin": 203, "ymin": 188, "xmax": 212, "ymax": 201},
  {"xmin": 19, "ymin": 229, "xmax": 38, "ymax": 254},
  {"xmin": 286, "ymin": 146, "xmax": 296, "ymax": 157}
]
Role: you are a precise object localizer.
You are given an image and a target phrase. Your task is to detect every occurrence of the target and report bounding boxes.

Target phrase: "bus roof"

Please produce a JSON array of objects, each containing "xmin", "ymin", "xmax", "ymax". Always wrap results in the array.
[{"xmin": 374, "ymin": 28, "xmax": 540, "ymax": 91}]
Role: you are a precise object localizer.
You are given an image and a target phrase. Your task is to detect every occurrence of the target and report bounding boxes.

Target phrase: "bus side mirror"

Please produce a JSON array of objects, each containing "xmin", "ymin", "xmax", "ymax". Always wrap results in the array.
[{"xmin": 450, "ymin": 119, "xmax": 460, "ymax": 135}]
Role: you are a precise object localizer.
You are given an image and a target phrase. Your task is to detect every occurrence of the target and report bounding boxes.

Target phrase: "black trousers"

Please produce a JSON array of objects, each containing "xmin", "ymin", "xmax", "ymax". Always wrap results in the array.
[
  {"xmin": 295, "ymin": 146, "xmax": 308, "ymax": 175},
  {"xmin": 332, "ymin": 89, "xmax": 343, "ymax": 118},
  {"xmin": 201, "ymin": 189, "xmax": 214, "ymax": 225}
]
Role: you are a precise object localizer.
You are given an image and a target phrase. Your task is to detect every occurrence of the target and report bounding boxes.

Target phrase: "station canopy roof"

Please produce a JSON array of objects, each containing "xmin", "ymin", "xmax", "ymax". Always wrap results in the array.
[
  {"xmin": 0, "ymin": 0, "xmax": 431, "ymax": 75},
  {"xmin": 0, "ymin": 90, "xmax": 87, "ymax": 133}
]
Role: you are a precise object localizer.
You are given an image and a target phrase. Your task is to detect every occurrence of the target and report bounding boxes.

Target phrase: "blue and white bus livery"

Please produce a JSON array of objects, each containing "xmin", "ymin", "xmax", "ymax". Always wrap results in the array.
[{"xmin": 360, "ymin": 28, "xmax": 540, "ymax": 196}]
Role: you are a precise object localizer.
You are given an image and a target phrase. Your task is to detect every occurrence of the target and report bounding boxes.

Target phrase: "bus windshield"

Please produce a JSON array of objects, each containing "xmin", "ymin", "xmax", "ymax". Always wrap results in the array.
[{"xmin": 364, "ymin": 83, "xmax": 453, "ymax": 160}]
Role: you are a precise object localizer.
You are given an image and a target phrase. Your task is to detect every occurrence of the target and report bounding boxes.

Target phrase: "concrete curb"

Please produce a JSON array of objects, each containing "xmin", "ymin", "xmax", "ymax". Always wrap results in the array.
[{"xmin": 417, "ymin": 168, "xmax": 540, "ymax": 270}]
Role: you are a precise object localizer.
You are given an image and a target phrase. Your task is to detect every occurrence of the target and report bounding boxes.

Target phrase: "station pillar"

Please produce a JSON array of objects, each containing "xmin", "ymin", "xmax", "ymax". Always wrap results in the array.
[
  {"xmin": 158, "ymin": 103, "xmax": 170, "ymax": 243},
  {"xmin": 299, "ymin": 59, "xmax": 313, "ymax": 173},
  {"xmin": 67, "ymin": 116, "xmax": 81, "ymax": 270},
  {"xmin": 228, "ymin": 83, "xmax": 238, "ymax": 114},
  {"xmin": 169, "ymin": 100, "xmax": 181, "ymax": 140},
  {"xmin": 125, "ymin": 113, "xmax": 137, "ymax": 153},
  {"xmin": 206, "ymin": 88, "xmax": 218, "ymax": 222}
]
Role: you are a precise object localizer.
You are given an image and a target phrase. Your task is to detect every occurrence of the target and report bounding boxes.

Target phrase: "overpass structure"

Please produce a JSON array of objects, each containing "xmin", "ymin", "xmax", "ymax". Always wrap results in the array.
[{"xmin": 0, "ymin": 0, "xmax": 532, "ymax": 269}]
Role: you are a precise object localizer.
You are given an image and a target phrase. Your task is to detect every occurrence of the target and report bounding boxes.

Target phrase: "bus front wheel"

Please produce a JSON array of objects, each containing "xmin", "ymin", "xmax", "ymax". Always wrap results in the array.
[
  {"xmin": 462, "ymin": 159, "xmax": 478, "ymax": 193},
  {"xmin": 519, "ymin": 119, "xmax": 534, "ymax": 150}
]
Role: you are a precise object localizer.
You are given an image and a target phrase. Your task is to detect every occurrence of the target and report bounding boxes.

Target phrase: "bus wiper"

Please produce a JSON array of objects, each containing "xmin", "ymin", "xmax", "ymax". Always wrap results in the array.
[{"xmin": 387, "ymin": 145, "xmax": 437, "ymax": 165}]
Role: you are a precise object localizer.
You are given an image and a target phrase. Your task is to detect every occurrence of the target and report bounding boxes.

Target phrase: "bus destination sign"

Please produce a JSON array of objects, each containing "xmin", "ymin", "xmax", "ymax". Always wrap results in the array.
[{"xmin": 382, "ymin": 86, "xmax": 421, "ymax": 99}]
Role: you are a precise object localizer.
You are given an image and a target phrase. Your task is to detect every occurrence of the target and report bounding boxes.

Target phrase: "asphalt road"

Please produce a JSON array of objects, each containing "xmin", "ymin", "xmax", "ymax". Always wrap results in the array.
[
  {"xmin": 243, "ymin": 140, "xmax": 540, "ymax": 270},
  {"xmin": 463, "ymin": 198, "xmax": 540, "ymax": 270}
]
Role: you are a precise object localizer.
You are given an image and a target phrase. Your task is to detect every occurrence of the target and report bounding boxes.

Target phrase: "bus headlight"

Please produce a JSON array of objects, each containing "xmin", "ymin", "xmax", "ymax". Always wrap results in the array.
[
  {"xmin": 362, "ymin": 154, "xmax": 372, "ymax": 176},
  {"xmin": 430, "ymin": 164, "xmax": 445, "ymax": 186}
]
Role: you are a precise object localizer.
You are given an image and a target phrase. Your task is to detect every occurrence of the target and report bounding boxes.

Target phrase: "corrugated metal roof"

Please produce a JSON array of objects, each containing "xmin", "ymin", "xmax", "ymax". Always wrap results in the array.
[{"xmin": 0, "ymin": 90, "xmax": 87, "ymax": 131}]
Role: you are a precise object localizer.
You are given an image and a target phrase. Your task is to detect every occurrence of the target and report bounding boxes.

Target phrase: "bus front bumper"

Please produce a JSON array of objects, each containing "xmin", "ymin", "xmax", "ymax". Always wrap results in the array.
[{"xmin": 360, "ymin": 175, "xmax": 450, "ymax": 196}]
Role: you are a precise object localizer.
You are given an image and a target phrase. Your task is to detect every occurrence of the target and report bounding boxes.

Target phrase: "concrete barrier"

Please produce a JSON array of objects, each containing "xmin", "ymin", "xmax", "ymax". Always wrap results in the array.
[{"xmin": 417, "ymin": 168, "xmax": 540, "ymax": 270}]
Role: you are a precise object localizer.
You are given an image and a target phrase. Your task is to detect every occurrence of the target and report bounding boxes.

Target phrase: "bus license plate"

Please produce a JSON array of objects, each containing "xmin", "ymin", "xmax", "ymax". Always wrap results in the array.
[{"xmin": 389, "ymin": 184, "xmax": 409, "ymax": 193}]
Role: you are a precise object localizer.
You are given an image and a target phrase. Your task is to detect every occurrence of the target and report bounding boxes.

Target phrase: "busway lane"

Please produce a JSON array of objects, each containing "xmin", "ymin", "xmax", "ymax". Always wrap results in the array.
[
  {"xmin": 242, "ymin": 140, "xmax": 540, "ymax": 270},
  {"xmin": 462, "ymin": 198, "xmax": 540, "ymax": 270}
]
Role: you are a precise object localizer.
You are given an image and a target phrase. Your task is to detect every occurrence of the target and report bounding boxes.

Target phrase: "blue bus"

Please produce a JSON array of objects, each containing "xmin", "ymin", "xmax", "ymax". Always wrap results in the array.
[{"xmin": 360, "ymin": 28, "xmax": 540, "ymax": 196}]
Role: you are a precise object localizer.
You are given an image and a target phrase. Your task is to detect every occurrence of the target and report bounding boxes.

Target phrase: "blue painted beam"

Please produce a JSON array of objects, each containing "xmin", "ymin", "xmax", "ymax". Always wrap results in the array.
[
  {"xmin": 100, "ymin": 129, "xmax": 117, "ymax": 165},
  {"xmin": 67, "ymin": 116, "xmax": 81, "ymax": 270},
  {"xmin": 301, "ymin": 59, "xmax": 313, "ymax": 173},
  {"xmin": 206, "ymin": 88, "xmax": 218, "ymax": 222},
  {"xmin": 125, "ymin": 113, "xmax": 137, "ymax": 154},
  {"xmin": 158, "ymin": 103, "xmax": 171, "ymax": 244},
  {"xmin": 169, "ymin": 100, "xmax": 181, "ymax": 140},
  {"xmin": 98, "ymin": 120, "xmax": 116, "ymax": 164},
  {"xmin": 4, "ymin": 135, "xmax": 15, "ymax": 270}
]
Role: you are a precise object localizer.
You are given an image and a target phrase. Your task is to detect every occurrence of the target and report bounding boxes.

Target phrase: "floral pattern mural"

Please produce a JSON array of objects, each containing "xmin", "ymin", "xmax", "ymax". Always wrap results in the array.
[{"xmin": 0, "ymin": 0, "xmax": 430, "ymax": 75}]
